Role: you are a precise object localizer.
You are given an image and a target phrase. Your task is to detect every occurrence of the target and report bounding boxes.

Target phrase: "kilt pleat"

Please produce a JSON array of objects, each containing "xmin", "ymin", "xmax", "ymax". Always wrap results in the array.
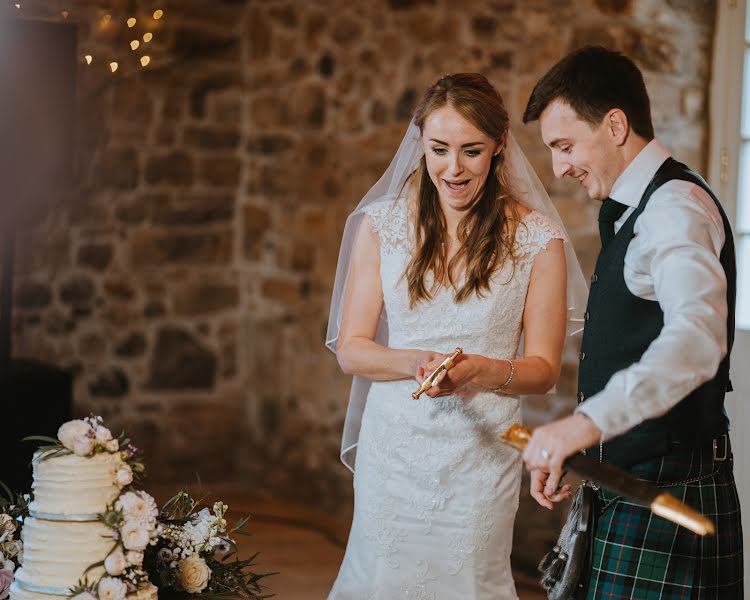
[{"xmin": 584, "ymin": 443, "xmax": 743, "ymax": 599}]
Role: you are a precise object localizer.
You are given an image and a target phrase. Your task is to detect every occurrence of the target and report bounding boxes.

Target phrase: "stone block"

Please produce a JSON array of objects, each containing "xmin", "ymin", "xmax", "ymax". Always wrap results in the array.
[
  {"xmin": 198, "ymin": 156, "xmax": 241, "ymax": 187},
  {"xmin": 114, "ymin": 332, "xmax": 147, "ymax": 358},
  {"xmin": 103, "ymin": 278, "xmax": 137, "ymax": 301},
  {"xmin": 88, "ymin": 367, "xmax": 130, "ymax": 398},
  {"xmin": 96, "ymin": 148, "xmax": 139, "ymax": 190},
  {"xmin": 183, "ymin": 126, "xmax": 240, "ymax": 150},
  {"xmin": 190, "ymin": 72, "xmax": 242, "ymax": 119},
  {"xmin": 14, "ymin": 282, "xmax": 52, "ymax": 310},
  {"xmin": 173, "ymin": 26, "xmax": 240, "ymax": 62},
  {"xmin": 148, "ymin": 326, "xmax": 217, "ymax": 390},
  {"xmin": 151, "ymin": 193, "xmax": 235, "ymax": 226},
  {"xmin": 77, "ymin": 243, "xmax": 114, "ymax": 271},
  {"xmin": 130, "ymin": 230, "xmax": 233, "ymax": 267},
  {"xmin": 173, "ymin": 281, "xmax": 239, "ymax": 316},
  {"xmin": 145, "ymin": 151, "xmax": 194, "ymax": 186},
  {"xmin": 59, "ymin": 276, "xmax": 96, "ymax": 305}
]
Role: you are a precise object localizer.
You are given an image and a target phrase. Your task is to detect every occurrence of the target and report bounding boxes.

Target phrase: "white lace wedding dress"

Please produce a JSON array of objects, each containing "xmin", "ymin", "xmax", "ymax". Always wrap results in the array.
[{"xmin": 328, "ymin": 196, "xmax": 565, "ymax": 600}]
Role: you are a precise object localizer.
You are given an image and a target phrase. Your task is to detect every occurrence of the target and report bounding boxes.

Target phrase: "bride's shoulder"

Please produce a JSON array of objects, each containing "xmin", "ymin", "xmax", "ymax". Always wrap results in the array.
[
  {"xmin": 513, "ymin": 207, "xmax": 567, "ymax": 252},
  {"xmin": 360, "ymin": 194, "xmax": 409, "ymax": 247}
]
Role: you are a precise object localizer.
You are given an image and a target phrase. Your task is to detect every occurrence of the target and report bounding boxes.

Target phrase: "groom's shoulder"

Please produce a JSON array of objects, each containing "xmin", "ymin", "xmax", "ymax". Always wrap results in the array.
[{"xmin": 644, "ymin": 177, "xmax": 725, "ymax": 239}]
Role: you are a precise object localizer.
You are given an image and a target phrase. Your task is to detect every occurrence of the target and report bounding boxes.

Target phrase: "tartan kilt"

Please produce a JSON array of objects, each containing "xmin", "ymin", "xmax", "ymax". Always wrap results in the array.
[{"xmin": 584, "ymin": 441, "xmax": 743, "ymax": 599}]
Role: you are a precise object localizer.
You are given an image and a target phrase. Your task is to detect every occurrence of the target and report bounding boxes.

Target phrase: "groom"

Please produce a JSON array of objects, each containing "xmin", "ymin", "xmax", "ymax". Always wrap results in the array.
[{"xmin": 521, "ymin": 46, "xmax": 743, "ymax": 598}]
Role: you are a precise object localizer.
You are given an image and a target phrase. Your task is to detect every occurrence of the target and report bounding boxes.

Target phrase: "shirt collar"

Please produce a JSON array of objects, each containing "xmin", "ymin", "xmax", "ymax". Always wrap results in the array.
[{"xmin": 608, "ymin": 139, "xmax": 671, "ymax": 208}]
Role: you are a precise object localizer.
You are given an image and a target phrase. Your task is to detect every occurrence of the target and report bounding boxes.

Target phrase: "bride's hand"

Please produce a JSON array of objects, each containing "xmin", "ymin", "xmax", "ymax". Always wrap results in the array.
[
  {"xmin": 421, "ymin": 354, "xmax": 481, "ymax": 397},
  {"xmin": 413, "ymin": 351, "xmax": 447, "ymax": 384}
]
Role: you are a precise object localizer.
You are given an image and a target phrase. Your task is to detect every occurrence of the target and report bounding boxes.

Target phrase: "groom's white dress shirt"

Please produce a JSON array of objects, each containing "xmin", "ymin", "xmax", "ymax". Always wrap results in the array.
[{"xmin": 576, "ymin": 139, "xmax": 729, "ymax": 441}]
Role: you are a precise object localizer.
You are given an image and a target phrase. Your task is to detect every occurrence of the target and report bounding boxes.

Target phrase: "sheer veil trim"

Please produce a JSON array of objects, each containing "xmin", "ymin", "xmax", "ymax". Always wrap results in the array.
[{"xmin": 326, "ymin": 121, "xmax": 588, "ymax": 472}]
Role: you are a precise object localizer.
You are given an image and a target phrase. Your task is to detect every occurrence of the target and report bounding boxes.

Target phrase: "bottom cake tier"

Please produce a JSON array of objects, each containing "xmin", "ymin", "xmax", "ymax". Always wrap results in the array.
[{"xmin": 13, "ymin": 516, "xmax": 113, "ymax": 594}]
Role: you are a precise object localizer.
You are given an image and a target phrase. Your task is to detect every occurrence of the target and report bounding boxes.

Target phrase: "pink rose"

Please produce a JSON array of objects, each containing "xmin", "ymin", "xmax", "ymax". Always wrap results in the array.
[{"xmin": 0, "ymin": 569, "xmax": 13, "ymax": 600}]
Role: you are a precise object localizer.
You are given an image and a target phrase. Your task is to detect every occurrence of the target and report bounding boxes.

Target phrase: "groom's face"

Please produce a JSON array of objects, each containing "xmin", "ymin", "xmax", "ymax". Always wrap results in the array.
[{"xmin": 539, "ymin": 99, "xmax": 620, "ymax": 202}]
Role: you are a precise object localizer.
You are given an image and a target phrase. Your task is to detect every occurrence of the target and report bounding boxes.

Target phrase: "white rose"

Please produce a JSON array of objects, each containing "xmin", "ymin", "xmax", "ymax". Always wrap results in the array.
[
  {"xmin": 115, "ymin": 492, "xmax": 157, "ymax": 526},
  {"xmin": 57, "ymin": 420, "xmax": 90, "ymax": 452},
  {"xmin": 125, "ymin": 550, "xmax": 144, "ymax": 566},
  {"xmin": 1, "ymin": 540, "xmax": 19, "ymax": 559},
  {"xmin": 105, "ymin": 439, "xmax": 120, "ymax": 453},
  {"xmin": 72, "ymin": 434, "xmax": 95, "ymax": 456},
  {"xmin": 98, "ymin": 576, "xmax": 128, "ymax": 600},
  {"xmin": 95, "ymin": 425, "xmax": 113, "ymax": 444},
  {"xmin": 178, "ymin": 554, "xmax": 211, "ymax": 593},
  {"xmin": 0, "ymin": 515, "xmax": 15, "ymax": 535},
  {"xmin": 104, "ymin": 550, "xmax": 127, "ymax": 575},
  {"xmin": 116, "ymin": 465, "xmax": 133, "ymax": 487},
  {"xmin": 120, "ymin": 520, "xmax": 150, "ymax": 550}
]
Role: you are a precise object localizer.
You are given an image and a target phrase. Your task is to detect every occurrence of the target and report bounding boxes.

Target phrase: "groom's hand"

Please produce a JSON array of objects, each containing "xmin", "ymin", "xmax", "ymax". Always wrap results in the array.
[{"xmin": 522, "ymin": 413, "xmax": 601, "ymax": 502}]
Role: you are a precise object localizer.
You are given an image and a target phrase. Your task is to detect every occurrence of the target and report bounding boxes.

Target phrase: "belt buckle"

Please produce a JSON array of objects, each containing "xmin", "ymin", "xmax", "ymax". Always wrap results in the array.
[{"xmin": 712, "ymin": 434, "xmax": 728, "ymax": 462}]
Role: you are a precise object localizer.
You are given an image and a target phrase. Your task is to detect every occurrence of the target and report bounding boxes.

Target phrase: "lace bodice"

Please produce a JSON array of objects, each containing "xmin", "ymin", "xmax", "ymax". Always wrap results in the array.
[{"xmin": 364, "ymin": 196, "xmax": 566, "ymax": 358}]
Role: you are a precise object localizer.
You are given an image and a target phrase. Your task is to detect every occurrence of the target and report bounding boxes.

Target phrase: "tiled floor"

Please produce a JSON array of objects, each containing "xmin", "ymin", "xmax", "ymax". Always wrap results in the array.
[{"xmin": 160, "ymin": 486, "xmax": 547, "ymax": 599}]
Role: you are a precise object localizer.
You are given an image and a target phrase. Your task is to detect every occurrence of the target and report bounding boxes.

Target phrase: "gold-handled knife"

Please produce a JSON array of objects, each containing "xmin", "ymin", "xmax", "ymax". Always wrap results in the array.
[
  {"xmin": 500, "ymin": 424, "xmax": 715, "ymax": 536},
  {"xmin": 411, "ymin": 347, "xmax": 463, "ymax": 400}
]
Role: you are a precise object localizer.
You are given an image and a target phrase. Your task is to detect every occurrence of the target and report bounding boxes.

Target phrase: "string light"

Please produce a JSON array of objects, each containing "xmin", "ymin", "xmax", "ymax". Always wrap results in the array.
[
  {"xmin": 140, "ymin": 56, "xmax": 150, "ymax": 67},
  {"xmin": 84, "ymin": 55, "xmax": 93, "ymax": 64},
  {"xmin": 143, "ymin": 33, "xmax": 153, "ymax": 42},
  {"xmin": 109, "ymin": 62, "xmax": 118, "ymax": 73},
  {"xmin": 127, "ymin": 17, "xmax": 136, "ymax": 27},
  {"xmin": 130, "ymin": 40, "xmax": 140, "ymax": 50},
  {"xmin": 153, "ymin": 9, "xmax": 163, "ymax": 19}
]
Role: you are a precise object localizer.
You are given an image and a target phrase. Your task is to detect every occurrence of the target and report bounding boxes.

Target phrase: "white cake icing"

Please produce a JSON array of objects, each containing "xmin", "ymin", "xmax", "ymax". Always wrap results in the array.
[
  {"xmin": 14, "ymin": 517, "xmax": 112, "ymax": 591},
  {"xmin": 28, "ymin": 451, "xmax": 124, "ymax": 517}
]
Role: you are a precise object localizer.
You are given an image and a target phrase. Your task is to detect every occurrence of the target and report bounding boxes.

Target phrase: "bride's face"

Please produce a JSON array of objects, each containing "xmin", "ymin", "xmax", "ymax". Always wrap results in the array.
[{"xmin": 421, "ymin": 105, "xmax": 501, "ymax": 214}]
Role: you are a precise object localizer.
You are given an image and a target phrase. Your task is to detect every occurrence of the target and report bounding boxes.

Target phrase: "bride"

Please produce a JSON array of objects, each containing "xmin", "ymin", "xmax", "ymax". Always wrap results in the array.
[{"xmin": 325, "ymin": 73, "xmax": 587, "ymax": 599}]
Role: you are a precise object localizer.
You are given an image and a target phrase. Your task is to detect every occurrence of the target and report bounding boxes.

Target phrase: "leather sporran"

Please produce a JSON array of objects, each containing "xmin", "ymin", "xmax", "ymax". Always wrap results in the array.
[{"xmin": 537, "ymin": 482, "xmax": 597, "ymax": 600}]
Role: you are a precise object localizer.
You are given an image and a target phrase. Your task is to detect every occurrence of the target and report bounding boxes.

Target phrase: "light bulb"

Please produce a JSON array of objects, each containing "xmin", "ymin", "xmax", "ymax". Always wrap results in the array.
[
  {"xmin": 130, "ymin": 40, "xmax": 140, "ymax": 50},
  {"xmin": 127, "ymin": 17, "xmax": 136, "ymax": 27},
  {"xmin": 84, "ymin": 55, "xmax": 93, "ymax": 65},
  {"xmin": 153, "ymin": 9, "xmax": 163, "ymax": 19},
  {"xmin": 109, "ymin": 62, "xmax": 118, "ymax": 73},
  {"xmin": 143, "ymin": 32, "xmax": 153, "ymax": 42},
  {"xmin": 140, "ymin": 56, "xmax": 151, "ymax": 67}
]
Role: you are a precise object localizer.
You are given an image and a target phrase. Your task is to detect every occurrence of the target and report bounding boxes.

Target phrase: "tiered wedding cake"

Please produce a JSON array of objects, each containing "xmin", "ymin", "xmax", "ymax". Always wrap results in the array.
[{"xmin": 9, "ymin": 418, "xmax": 158, "ymax": 600}]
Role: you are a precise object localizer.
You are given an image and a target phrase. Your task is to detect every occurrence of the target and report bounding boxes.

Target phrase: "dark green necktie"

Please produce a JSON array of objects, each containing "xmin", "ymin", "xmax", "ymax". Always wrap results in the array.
[{"xmin": 598, "ymin": 198, "xmax": 628, "ymax": 248}]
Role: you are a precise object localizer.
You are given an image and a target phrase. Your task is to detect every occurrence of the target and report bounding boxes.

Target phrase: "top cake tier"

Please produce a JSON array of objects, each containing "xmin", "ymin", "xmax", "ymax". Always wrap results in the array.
[{"xmin": 28, "ymin": 450, "xmax": 125, "ymax": 518}]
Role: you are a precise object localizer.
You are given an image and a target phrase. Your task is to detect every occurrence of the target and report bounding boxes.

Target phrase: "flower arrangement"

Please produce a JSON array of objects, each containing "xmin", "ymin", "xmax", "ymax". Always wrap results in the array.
[
  {"xmin": 143, "ymin": 491, "xmax": 273, "ymax": 599},
  {"xmin": 25, "ymin": 416, "xmax": 145, "ymax": 486},
  {"xmin": 0, "ymin": 484, "xmax": 29, "ymax": 600},
  {"xmin": 16, "ymin": 416, "xmax": 274, "ymax": 599}
]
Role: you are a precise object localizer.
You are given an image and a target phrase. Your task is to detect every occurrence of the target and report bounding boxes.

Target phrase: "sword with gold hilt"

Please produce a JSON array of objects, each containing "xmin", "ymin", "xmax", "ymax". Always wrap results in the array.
[
  {"xmin": 500, "ymin": 424, "xmax": 715, "ymax": 536},
  {"xmin": 411, "ymin": 347, "xmax": 463, "ymax": 400}
]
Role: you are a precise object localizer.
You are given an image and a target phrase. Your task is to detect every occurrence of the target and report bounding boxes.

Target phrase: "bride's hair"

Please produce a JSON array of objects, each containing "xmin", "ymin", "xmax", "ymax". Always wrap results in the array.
[{"xmin": 405, "ymin": 72, "xmax": 520, "ymax": 306}]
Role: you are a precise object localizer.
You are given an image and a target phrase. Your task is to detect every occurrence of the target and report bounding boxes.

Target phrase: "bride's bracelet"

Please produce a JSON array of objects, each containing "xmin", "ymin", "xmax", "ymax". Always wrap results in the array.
[{"xmin": 490, "ymin": 359, "xmax": 515, "ymax": 392}]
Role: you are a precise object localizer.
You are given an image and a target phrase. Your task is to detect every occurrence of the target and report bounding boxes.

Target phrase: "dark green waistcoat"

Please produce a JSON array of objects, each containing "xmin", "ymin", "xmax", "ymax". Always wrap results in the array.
[{"xmin": 578, "ymin": 158, "xmax": 736, "ymax": 469}]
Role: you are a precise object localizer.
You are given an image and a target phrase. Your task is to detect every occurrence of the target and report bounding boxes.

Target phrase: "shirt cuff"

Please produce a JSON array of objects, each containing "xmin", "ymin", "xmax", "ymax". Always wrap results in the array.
[{"xmin": 574, "ymin": 390, "xmax": 629, "ymax": 441}]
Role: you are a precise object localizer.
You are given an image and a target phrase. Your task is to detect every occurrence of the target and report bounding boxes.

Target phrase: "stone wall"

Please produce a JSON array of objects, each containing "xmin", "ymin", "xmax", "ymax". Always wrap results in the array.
[{"xmin": 6, "ymin": 0, "xmax": 716, "ymax": 574}]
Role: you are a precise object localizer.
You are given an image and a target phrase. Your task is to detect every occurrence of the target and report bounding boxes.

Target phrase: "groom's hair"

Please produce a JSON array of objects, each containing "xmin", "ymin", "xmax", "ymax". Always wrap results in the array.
[{"xmin": 522, "ymin": 46, "xmax": 655, "ymax": 141}]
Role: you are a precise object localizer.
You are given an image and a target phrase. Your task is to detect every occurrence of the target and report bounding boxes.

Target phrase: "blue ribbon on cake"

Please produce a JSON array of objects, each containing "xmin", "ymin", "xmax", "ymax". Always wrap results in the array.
[{"xmin": 28, "ymin": 509, "xmax": 100, "ymax": 521}]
